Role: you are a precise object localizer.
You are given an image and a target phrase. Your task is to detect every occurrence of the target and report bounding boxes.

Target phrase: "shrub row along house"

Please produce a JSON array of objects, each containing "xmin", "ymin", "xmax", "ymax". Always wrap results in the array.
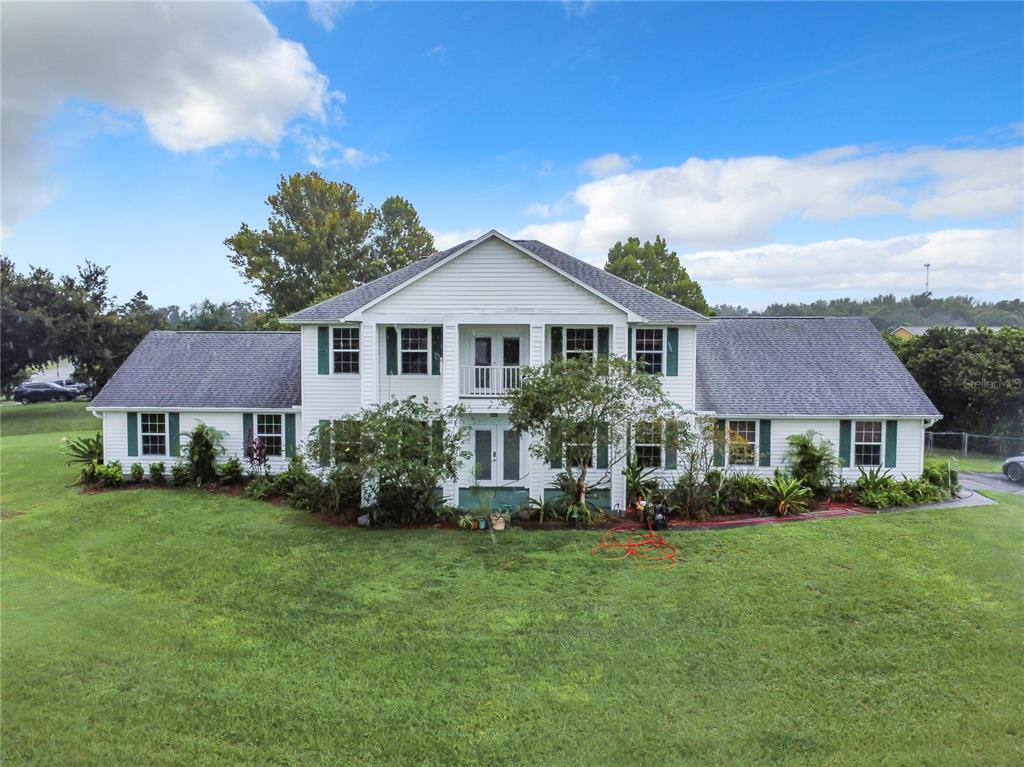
[{"xmin": 89, "ymin": 230, "xmax": 940, "ymax": 510}]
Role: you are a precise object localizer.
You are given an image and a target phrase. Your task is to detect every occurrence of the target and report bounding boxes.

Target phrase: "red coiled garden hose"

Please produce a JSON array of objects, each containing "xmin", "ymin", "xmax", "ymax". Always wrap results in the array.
[{"xmin": 591, "ymin": 524, "xmax": 679, "ymax": 568}]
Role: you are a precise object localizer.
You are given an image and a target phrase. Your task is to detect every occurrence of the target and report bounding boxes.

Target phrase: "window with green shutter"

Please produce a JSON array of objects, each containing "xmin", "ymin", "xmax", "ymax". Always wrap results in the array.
[
  {"xmin": 666, "ymin": 327, "xmax": 678, "ymax": 376},
  {"xmin": 317, "ymin": 326, "xmax": 329, "ymax": 375}
]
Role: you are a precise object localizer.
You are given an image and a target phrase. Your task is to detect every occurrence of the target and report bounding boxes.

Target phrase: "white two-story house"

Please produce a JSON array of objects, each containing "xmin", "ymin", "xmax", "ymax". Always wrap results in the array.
[{"xmin": 89, "ymin": 230, "xmax": 941, "ymax": 510}]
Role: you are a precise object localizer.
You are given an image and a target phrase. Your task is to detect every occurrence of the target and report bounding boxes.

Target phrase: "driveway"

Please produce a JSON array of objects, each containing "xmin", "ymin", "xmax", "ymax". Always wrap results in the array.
[{"xmin": 960, "ymin": 471, "xmax": 1024, "ymax": 495}]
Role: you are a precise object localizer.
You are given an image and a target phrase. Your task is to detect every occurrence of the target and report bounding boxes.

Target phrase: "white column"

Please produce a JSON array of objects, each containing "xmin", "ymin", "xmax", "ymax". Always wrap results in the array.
[
  {"xmin": 526, "ymin": 323, "xmax": 547, "ymax": 502},
  {"xmin": 360, "ymin": 322, "xmax": 378, "ymax": 408},
  {"xmin": 610, "ymin": 321, "xmax": 628, "ymax": 511},
  {"xmin": 442, "ymin": 323, "xmax": 458, "ymax": 407}
]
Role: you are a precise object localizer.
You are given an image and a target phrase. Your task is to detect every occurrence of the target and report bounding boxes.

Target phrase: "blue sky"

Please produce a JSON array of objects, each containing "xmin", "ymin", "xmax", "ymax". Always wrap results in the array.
[{"xmin": 2, "ymin": 1, "xmax": 1022, "ymax": 309}]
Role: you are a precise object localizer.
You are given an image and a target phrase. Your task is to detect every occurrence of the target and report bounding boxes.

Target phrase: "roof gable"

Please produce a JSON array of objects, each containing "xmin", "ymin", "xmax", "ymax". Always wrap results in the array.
[{"xmin": 282, "ymin": 230, "xmax": 707, "ymax": 324}]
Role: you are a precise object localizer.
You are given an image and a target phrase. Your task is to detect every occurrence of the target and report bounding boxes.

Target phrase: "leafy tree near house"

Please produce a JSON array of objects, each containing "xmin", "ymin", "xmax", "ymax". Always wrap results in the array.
[
  {"xmin": 0, "ymin": 257, "xmax": 64, "ymax": 394},
  {"xmin": 889, "ymin": 326, "xmax": 1024, "ymax": 436},
  {"xmin": 604, "ymin": 236, "xmax": 711, "ymax": 315},
  {"xmin": 225, "ymin": 172, "xmax": 435, "ymax": 317},
  {"xmin": 505, "ymin": 357, "xmax": 691, "ymax": 510}
]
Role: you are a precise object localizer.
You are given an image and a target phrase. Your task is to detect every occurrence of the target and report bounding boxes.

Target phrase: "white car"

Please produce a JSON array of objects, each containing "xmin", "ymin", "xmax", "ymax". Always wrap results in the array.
[{"xmin": 1002, "ymin": 455, "xmax": 1024, "ymax": 483}]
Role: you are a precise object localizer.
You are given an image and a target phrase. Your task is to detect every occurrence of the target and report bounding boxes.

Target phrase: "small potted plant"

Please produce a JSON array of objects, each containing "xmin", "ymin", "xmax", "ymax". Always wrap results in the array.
[
  {"xmin": 490, "ymin": 503, "xmax": 512, "ymax": 531},
  {"xmin": 458, "ymin": 512, "xmax": 476, "ymax": 530}
]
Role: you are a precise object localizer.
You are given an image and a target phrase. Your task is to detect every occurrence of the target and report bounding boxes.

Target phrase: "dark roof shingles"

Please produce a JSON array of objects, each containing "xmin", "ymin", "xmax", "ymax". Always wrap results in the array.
[
  {"xmin": 90, "ymin": 331, "xmax": 300, "ymax": 409},
  {"xmin": 695, "ymin": 317, "xmax": 940, "ymax": 417}
]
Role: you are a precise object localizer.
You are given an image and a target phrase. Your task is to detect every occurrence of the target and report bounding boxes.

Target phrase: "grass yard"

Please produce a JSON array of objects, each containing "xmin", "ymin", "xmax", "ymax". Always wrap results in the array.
[
  {"xmin": 926, "ymin": 447, "xmax": 1008, "ymax": 474},
  {"xmin": 2, "ymin": 404, "xmax": 1022, "ymax": 766}
]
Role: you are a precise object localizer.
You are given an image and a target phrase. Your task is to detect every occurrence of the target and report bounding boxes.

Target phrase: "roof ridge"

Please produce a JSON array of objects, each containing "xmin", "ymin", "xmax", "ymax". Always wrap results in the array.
[
  {"xmin": 712, "ymin": 315, "xmax": 871, "ymax": 321},
  {"xmin": 151, "ymin": 329, "xmax": 299, "ymax": 335}
]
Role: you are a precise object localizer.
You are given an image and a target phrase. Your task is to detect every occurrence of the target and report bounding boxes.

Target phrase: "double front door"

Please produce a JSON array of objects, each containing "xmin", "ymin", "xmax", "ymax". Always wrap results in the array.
[{"xmin": 472, "ymin": 425, "xmax": 523, "ymax": 484}]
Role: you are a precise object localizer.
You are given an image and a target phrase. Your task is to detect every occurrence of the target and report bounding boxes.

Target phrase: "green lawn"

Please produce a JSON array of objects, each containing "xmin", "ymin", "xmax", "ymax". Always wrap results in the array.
[
  {"xmin": 926, "ymin": 448, "xmax": 1008, "ymax": 474},
  {"xmin": 0, "ymin": 400, "xmax": 99, "ymax": 437},
  {"xmin": 2, "ymin": 408, "xmax": 1022, "ymax": 766}
]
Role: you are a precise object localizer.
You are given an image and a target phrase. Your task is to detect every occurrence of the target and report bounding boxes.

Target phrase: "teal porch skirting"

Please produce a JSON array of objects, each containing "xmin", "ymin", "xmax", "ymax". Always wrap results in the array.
[
  {"xmin": 458, "ymin": 487, "xmax": 530, "ymax": 512},
  {"xmin": 542, "ymin": 488, "xmax": 611, "ymax": 511}
]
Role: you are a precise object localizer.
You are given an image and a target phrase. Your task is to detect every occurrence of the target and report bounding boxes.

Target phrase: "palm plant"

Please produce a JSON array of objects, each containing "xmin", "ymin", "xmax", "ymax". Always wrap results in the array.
[
  {"xmin": 623, "ymin": 457, "xmax": 659, "ymax": 502},
  {"xmin": 62, "ymin": 432, "xmax": 103, "ymax": 485},
  {"xmin": 185, "ymin": 422, "xmax": 226, "ymax": 486},
  {"xmin": 765, "ymin": 472, "xmax": 812, "ymax": 516}
]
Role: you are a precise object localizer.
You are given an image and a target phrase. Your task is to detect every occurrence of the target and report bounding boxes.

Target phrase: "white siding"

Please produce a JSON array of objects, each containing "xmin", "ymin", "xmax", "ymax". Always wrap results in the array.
[
  {"xmin": 365, "ymin": 238, "xmax": 624, "ymax": 318},
  {"xmin": 300, "ymin": 325, "xmax": 361, "ymax": 438},
  {"xmin": 102, "ymin": 410, "xmax": 296, "ymax": 474}
]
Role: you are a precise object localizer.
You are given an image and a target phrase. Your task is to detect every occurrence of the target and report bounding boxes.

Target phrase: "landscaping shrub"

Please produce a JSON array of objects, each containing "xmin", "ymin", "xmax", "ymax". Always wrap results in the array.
[
  {"xmin": 623, "ymin": 457, "xmax": 659, "ymax": 502},
  {"xmin": 244, "ymin": 477, "xmax": 274, "ymax": 501},
  {"xmin": 61, "ymin": 432, "xmax": 104, "ymax": 485},
  {"xmin": 923, "ymin": 458, "xmax": 959, "ymax": 494},
  {"xmin": 784, "ymin": 430, "xmax": 840, "ymax": 496},
  {"xmin": 184, "ymin": 422, "xmax": 226, "ymax": 486},
  {"xmin": 148, "ymin": 461, "xmax": 166, "ymax": 485},
  {"xmin": 899, "ymin": 477, "xmax": 948, "ymax": 504},
  {"xmin": 95, "ymin": 462, "xmax": 124, "ymax": 488},
  {"xmin": 169, "ymin": 462, "xmax": 191, "ymax": 487},
  {"xmin": 764, "ymin": 471, "xmax": 812, "ymax": 516},
  {"xmin": 218, "ymin": 457, "xmax": 245, "ymax": 485},
  {"xmin": 129, "ymin": 463, "xmax": 144, "ymax": 483},
  {"xmin": 288, "ymin": 464, "xmax": 362, "ymax": 517},
  {"xmin": 244, "ymin": 435, "xmax": 271, "ymax": 479}
]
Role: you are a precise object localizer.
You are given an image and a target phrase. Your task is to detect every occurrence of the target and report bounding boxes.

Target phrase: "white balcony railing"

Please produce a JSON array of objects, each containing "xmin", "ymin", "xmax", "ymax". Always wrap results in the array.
[{"xmin": 459, "ymin": 365, "xmax": 522, "ymax": 397}]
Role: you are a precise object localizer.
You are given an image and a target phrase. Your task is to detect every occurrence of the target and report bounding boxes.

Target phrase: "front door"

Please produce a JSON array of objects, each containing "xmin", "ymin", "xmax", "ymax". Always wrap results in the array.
[
  {"xmin": 473, "ymin": 426, "xmax": 496, "ymax": 482},
  {"xmin": 502, "ymin": 338, "xmax": 521, "ymax": 390},
  {"xmin": 474, "ymin": 337, "xmax": 492, "ymax": 392}
]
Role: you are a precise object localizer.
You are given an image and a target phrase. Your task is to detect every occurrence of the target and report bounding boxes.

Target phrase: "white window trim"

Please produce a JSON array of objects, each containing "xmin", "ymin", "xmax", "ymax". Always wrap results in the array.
[
  {"xmin": 140, "ymin": 411, "xmax": 168, "ymax": 457},
  {"xmin": 331, "ymin": 326, "xmax": 360, "ymax": 375},
  {"xmin": 561, "ymin": 326, "xmax": 599, "ymax": 361},
  {"xmin": 853, "ymin": 419, "xmax": 884, "ymax": 467},
  {"xmin": 634, "ymin": 327, "xmax": 666, "ymax": 376},
  {"xmin": 397, "ymin": 326, "xmax": 432, "ymax": 377},
  {"xmin": 255, "ymin": 412, "xmax": 284, "ymax": 458},
  {"xmin": 633, "ymin": 422, "xmax": 663, "ymax": 469},
  {"xmin": 725, "ymin": 419, "xmax": 758, "ymax": 467}
]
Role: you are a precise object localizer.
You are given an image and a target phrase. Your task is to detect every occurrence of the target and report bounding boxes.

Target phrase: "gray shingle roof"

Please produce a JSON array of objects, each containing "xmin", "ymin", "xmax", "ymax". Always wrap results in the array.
[
  {"xmin": 281, "ymin": 234, "xmax": 708, "ymax": 323},
  {"xmin": 90, "ymin": 331, "xmax": 300, "ymax": 409},
  {"xmin": 695, "ymin": 317, "xmax": 940, "ymax": 417}
]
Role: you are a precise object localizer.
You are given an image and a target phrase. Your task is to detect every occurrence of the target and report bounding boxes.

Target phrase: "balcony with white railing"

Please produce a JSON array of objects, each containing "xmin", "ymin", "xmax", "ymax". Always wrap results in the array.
[{"xmin": 459, "ymin": 365, "xmax": 522, "ymax": 397}]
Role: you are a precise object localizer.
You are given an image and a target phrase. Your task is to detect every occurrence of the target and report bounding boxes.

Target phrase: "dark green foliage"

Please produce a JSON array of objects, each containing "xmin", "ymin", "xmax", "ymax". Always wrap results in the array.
[
  {"xmin": 853, "ymin": 464, "xmax": 953, "ymax": 509},
  {"xmin": 923, "ymin": 458, "xmax": 959, "ymax": 493},
  {"xmin": 148, "ymin": 461, "xmax": 166, "ymax": 485},
  {"xmin": 623, "ymin": 457, "xmax": 659, "ymax": 501},
  {"xmin": 169, "ymin": 463, "xmax": 191, "ymax": 487},
  {"xmin": 784, "ymin": 430, "xmax": 840, "ymax": 496},
  {"xmin": 94, "ymin": 462, "xmax": 124, "ymax": 488},
  {"xmin": 159, "ymin": 299, "xmax": 277, "ymax": 331},
  {"xmin": 217, "ymin": 457, "xmax": 245, "ymax": 485},
  {"xmin": 225, "ymin": 172, "xmax": 435, "ymax": 316},
  {"xmin": 183, "ymin": 422, "xmax": 226, "ymax": 486},
  {"xmin": 890, "ymin": 327, "xmax": 1024, "ymax": 435},
  {"xmin": 604, "ymin": 236, "xmax": 711, "ymax": 315},
  {"xmin": 288, "ymin": 464, "xmax": 362, "ymax": 518},
  {"xmin": 61, "ymin": 432, "xmax": 104, "ymax": 485},
  {"xmin": 129, "ymin": 463, "xmax": 144, "ymax": 483}
]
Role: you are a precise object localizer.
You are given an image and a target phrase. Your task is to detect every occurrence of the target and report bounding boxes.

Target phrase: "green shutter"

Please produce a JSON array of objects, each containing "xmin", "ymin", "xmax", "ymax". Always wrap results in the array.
[
  {"xmin": 318, "ymin": 419, "xmax": 330, "ymax": 467},
  {"xmin": 758, "ymin": 419, "xmax": 772, "ymax": 467},
  {"xmin": 666, "ymin": 328, "xmax": 679, "ymax": 376},
  {"xmin": 550, "ymin": 326, "xmax": 562, "ymax": 360},
  {"xmin": 550, "ymin": 429, "xmax": 562, "ymax": 468},
  {"xmin": 385, "ymin": 327, "xmax": 398, "ymax": 375},
  {"xmin": 627, "ymin": 327, "xmax": 633, "ymax": 359},
  {"xmin": 243, "ymin": 413, "xmax": 254, "ymax": 456},
  {"xmin": 884, "ymin": 420, "xmax": 898, "ymax": 468},
  {"xmin": 317, "ymin": 326, "xmax": 329, "ymax": 375},
  {"xmin": 839, "ymin": 420, "xmax": 852, "ymax": 467},
  {"xmin": 285, "ymin": 413, "xmax": 296, "ymax": 458},
  {"xmin": 168, "ymin": 412, "xmax": 180, "ymax": 457},
  {"xmin": 431, "ymin": 326, "xmax": 443, "ymax": 375},
  {"xmin": 127, "ymin": 412, "xmax": 138, "ymax": 456},
  {"xmin": 596, "ymin": 423, "xmax": 609, "ymax": 469},
  {"xmin": 597, "ymin": 327, "xmax": 609, "ymax": 357},
  {"xmin": 664, "ymin": 421, "xmax": 678, "ymax": 470},
  {"xmin": 713, "ymin": 419, "xmax": 726, "ymax": 467}
]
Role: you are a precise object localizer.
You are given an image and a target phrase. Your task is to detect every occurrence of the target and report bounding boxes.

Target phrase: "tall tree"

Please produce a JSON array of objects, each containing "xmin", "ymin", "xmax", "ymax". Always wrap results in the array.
[
  {"xmin": 0, "ymin": 257, "xmax": 62, "ymax": 394},
  {"xmin": 225, "ymin": 173, "xmax": 434, "ymax": 316},
  {"xmin": 604, "ymin": 236, "xmax": 711, "ymax": 315}
]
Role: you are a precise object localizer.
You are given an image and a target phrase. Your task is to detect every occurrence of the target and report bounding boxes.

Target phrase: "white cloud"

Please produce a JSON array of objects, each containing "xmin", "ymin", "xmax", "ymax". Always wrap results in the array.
[
  {"xmin": 520, "ymin": 143, "xmax": 1024, "ymax": 257},
  {"xmin": 294, "ymin": 129, "xmax": 385, "ymax": 169},
  {"xmin": 684, "ymin": 228, "xmax": 1023, "ymax": 294},
  {"xmin": 2, "ymin": 1, "xmax": 340, "ymax": 228},
  {"xmin": 431, "ymin": 228, "xmax": 486, "ymax": 250},
  {"xmin": 307, "ymin": 1, "xmax": 355, "ymax": 32},
  {"xmin": 427, "ymin": 43, "xmax": 446, "ymax": 57},
  {"xmin": 579, "ymin": 152, "xmax": 638, "ymax": 179}
]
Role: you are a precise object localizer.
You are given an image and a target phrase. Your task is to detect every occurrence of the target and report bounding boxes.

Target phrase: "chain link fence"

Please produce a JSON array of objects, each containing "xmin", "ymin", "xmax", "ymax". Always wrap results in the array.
[{"xmin": 926, "ymin": 431, "xmax": 1024, "ymax": 459}]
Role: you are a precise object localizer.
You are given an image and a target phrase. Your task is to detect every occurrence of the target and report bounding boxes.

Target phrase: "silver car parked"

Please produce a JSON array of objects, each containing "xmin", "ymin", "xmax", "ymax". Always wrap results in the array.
[{"xmin": 1002, "ymin": 455, "xmax": 1024, "ymax": 483}]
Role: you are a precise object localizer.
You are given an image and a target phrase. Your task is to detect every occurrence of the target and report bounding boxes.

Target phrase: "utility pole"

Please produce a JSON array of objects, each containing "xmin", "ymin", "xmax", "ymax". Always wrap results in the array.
[{"xmin": 924, "ymin": 263, "xmax": 931, "ymax": 292}]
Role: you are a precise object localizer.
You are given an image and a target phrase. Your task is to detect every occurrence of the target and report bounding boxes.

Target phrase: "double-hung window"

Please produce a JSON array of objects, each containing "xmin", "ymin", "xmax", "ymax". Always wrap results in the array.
[
  {"xmin": 727, "ymin": 420, "xmax": 757, "ymax": 466},
  {"xmin": 333, "ymin": 328, "xmax": 359, "ymax": 373},
  {"xmin": 634, "ymin": 328, "xmax": 664, "ymax": 374},
  {"xmin": 634, "ymin": 422, "xmax": 662, "ymax": 468},
  {"xmin": 854, "ymin": 420, "xmax": 883, "ymax": 466},
  {"xmin": 564, "ymin": 328, "xmax": 595, "ymax": 361},
  {"xmin": 257, "ymin": 414, "xmax": 283, "ymax": 457},
  {"xmin": 141, "ymin": 413, "xmax": 166, "ymax": 456},
  {"xmin": 400, "ymin": 328, "xmax": 429, "ymax": 374}
]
